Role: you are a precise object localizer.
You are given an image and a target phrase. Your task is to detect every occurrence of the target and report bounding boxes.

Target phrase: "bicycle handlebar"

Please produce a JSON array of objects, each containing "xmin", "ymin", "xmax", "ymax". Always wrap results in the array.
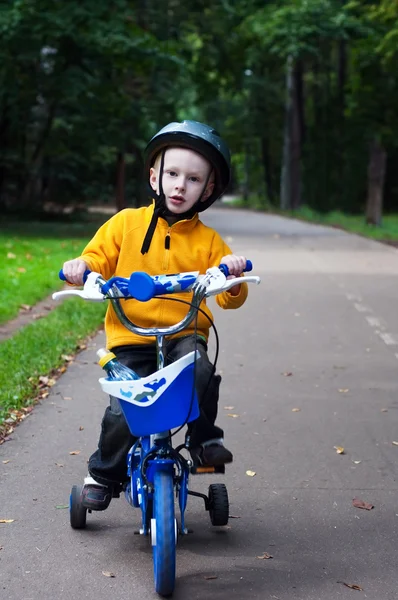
[
  {"xmin": 219, "ymin": 260, "xmax": 252, "ymax": 277},
  {"xmin": 54, "ymin": 264, "xmax": 261, "ymax": 338},
  {"xmin": 59, "ymin": 268, "xmax": 91, "ymax": 284}
]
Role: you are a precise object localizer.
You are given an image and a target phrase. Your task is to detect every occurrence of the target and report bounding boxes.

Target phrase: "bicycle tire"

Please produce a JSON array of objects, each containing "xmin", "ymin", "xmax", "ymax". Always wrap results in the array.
[
  {"xmin": 70, "ymin": 485, "xmax": 87, "ymax": 529},
  {"xmin": 152, "ymin": 469, "xmax": 176, "ymax": 597},
  {"xmin": 208, "ymin": 483, "xmax": 229, "ymax": 526}
]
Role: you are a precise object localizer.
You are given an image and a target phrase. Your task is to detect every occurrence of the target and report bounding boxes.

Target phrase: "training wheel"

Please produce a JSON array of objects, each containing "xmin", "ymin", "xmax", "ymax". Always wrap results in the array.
[
  {"xmin": 70, "ymin": 484, "xmax": 87, "ymax": 529},
  {"xmin": 208, "ymin": 483, "xmax": 229, "ymax": 526}
]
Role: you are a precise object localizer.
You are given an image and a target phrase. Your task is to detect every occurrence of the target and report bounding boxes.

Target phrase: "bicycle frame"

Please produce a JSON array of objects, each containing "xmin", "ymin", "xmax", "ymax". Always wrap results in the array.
[{"xmin": 96, "ymin": 273, "xmax": 210, "ymax": 538}]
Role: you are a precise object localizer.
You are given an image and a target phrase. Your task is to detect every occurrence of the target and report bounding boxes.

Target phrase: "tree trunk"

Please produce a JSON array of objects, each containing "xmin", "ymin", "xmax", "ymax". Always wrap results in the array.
[
  {"xmin": 365, "ymin": 138, "xmax": 386, "ymax": 226},
  {"xmin": 19, "ymin": 101, "xmax": 57, "ymax": 209},
  {"xmin": 294, "ymin": 59, "xmax": 305, "ymax": 145},
  {"xmin": 242, "ymin": 143, "xmax": 250, "ymax": 204},
  {"xmin": 280, "ymin": 56, "xmax": 293, "ymax": 210},
  {"xmin": 291, "ymin": 60, "xmax": 302, "ymax": 209},
  {"xmin": 261, "ymin": 135, "xmax": 273, "ymax": 204},
  {"xmin": 338, "ymin": 39, "xmax": 347, "ymax": 115},
  {"xmin": 280, "ymin": 56, "xmax": 302, "ymax": 210},
  {"xmin": 115, "ymin": 151, "xmax": 126, "ymax": 212}
]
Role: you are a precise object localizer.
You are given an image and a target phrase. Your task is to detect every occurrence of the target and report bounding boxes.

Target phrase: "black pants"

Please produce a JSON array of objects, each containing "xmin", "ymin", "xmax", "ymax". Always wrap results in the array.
[{"xmin": 88, "ymin": 335, "xmax": 222, "ymax": 487}]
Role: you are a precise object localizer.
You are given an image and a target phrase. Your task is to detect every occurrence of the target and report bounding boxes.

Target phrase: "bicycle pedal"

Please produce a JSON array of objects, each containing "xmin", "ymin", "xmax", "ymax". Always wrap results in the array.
[{"xmin": 190, "ymin": 464, "xmax": 225, "ymax": 475}]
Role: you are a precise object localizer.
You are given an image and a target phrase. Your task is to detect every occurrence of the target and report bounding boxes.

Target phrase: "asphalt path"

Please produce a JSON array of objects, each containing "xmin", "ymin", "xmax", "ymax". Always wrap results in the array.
[{"xmin": 1, "ymin": 207, "xmax": 398, "ymax": 600}]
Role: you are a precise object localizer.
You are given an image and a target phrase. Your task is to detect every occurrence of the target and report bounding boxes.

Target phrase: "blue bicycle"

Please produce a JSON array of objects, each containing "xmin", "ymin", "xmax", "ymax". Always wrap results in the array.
[{"xmin": 54, "ymin": 263, "xmax": 260, "ymax": 596}]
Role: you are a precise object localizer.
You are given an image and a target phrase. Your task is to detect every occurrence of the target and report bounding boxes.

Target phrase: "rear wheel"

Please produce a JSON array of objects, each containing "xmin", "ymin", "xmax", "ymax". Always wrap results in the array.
[
  {"xmin": 208, "ymin": 483, "xmax": 229, "ymax": 526},
  {"xmin": 70, "ymin": 485, "xmax": 87, "ymax": 529},
  {"xmin": 152, "ymin": 470, "xmax": 176, "ymax": 597}
]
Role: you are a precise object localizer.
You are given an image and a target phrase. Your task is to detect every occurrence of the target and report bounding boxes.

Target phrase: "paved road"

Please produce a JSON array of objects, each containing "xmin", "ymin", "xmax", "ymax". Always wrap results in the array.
[{"xmin": 1, "ymin": 208, "xmax": 398, "ymax": 600}]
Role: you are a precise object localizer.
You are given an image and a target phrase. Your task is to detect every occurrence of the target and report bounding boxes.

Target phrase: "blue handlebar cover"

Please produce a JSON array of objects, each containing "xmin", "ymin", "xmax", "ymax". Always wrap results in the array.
[
  {"xmin": 218, "ymin": 260, "xmax": 252, "ymax": 278},
  {"xmin": 59, "ymin": 268, "xmax": 91, "ymax": 284}
]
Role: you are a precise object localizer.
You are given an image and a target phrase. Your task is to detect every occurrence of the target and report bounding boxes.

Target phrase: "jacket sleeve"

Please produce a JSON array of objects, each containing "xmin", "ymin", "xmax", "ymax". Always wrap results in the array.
[
  {"xmin": 208, "ymin": 231, "xmax": 248, "ymax": 310},
  {"xmin": 77, "ymin": 210, "xmax": 126, "ymax": 280}
]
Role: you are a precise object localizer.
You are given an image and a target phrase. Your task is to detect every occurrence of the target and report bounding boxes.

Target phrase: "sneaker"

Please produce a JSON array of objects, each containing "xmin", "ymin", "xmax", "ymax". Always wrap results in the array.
[
  {"xmin": 190, "ymin": 440, "xmax": 233, "ymax": 467},
  {"xmin": 81, "ymin": 476, "xmax": 113, "ymax": 511}
]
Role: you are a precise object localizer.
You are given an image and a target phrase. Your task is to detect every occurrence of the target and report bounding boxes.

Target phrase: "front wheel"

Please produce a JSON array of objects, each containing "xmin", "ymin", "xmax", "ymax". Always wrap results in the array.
[{"xmin": 152, "ymin": 470, "xmax": 176, "ymax": 597}]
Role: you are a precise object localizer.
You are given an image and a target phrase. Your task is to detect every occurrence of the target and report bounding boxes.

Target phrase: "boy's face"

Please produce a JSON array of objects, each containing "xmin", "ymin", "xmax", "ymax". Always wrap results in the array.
[{"xmin": 150, "ymin": 147, "xmax": 214, "ymax": 217}]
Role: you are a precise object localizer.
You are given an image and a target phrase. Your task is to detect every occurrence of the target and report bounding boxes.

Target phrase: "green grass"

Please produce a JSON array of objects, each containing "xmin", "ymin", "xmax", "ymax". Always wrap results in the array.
[
  {"xmin": 0, "ymin": 214, "xmax": 108, "ymax": 324},
  {"xmin": 228, "ymin": 197, "xmax": 398, "ymax": 242},
  {"xmin": 0, "ymin": 298, "xmax": 106, "ymax": 425},
  {"xmin": 0, "ymin": 214, "xmax": 111, "ymax": 427},
  {"xmin": 283, "ymin": 206, "xmax": 398, "ymax": 241}
]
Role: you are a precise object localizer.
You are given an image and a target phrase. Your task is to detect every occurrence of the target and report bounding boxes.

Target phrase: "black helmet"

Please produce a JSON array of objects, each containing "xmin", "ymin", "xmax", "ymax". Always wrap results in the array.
[{"xmin": 144, "ymin": 120, "xmax": 231, "ymax": 211}]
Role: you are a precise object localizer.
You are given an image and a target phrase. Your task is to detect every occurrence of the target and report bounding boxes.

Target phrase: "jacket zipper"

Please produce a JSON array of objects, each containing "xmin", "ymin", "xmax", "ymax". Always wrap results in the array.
[
  {"xmin": 165, "ymin": 230, "xmax": 170, "ymax": 249},
  {"xmin": 162, "ymin": 227, "xmax": 171, "ymax": 271}
]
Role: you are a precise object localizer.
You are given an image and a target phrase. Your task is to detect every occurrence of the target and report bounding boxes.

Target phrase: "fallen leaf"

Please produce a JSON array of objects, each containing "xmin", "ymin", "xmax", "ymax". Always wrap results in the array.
[
  {"xmin": 102, "ymin": 571, "xmax": 116, "ymax": 578},
  {"xmin": 352, "ymin": 498, "xmax": 374, "ymax": 511},
  {"xmin": 25, "ymin": 253, "xmax": 32, "ymax": 260},
  {"xmin": 79, "ymin": 426, "xmax": 84, "ymax": 431},
  {"xmin": 223, "ymin": 405, "xmax": 234, "ymax": 410},
  {"xmin": 0, "ymin": 519, "xmax": 15, "ymax": 523},
  {"xmin": 20, "ymin": 304, "xmax": 32, "ymax": 311},
  {"xmin": 55, "ymin": 505, "xmax": 69, "ymax": 509},
  {"xmin": 55, "ymin": 463, "xmax": 64, "ymax": 467},
  {"xmin": 229, "ymin": 515, "xmax": 241, "ymax": 519},
  {"xmin": 32, "ymin": 313, "xmax": 46, "ymax": 320},
  {"xmin": 337, "ymin": 581, "xmax": 363, "ymax": 591},
  {"xmin": 246, "ymin": 470, "xmax": 256, "ymax": 477},
  {"xmin": 292, "ymin": 408, "xmax": 301, "ymax": 412},
  {"xmin": 338, "ymin": 388, "xmax": 349, "ymax": 393},
  {"xmin": 257, "ymin": 552, "xmax": 273, "ymax": 559},
  {"xmin": 17, "ymin": 267, "xmax": 26, "ymax": 273},
  {"xmin": 7, "ymin": 252, "xmax": 16, "ymax": 259},
  {"xmin": 61, "ymin": 354, "xmax": 74, "ymax": 362},
  {"xmin": 69, "ymin": 450, "xmax": 80, "ymax": 455},
  {"xmin": 381, "ymin": 408, "xmax": 388, "ymax": 412},
  {"xmin": 334, "ymin": 446, "xmax": 345, "ymax": 454},
  {"xmin": 392, "ymin": 441, "xmax": 398, "ymax": 446},
  {"xmin": 204, "ymin": 575, "xmax": 218, "ymax": 580},
  {"xmin": 283, "ymin": 372, "xmax": 293, "ymax": 377},
  {"xmin": 39, "ymin": 376, "xmax": 49, "ymax": 385},
  {"xmin": 2, "ymin": 460, "xmax": 10, "ymax": 464},
  {"xmin": 227, "ymin": 413, "xmax": 239, "ymax": 418},
  {"xmin": 352, "ymin": 460, "xmax": 362, "ymax": 465},
  {"xmin": 64, "ymin": 397, "xmax": 72, "ymax": 400}
]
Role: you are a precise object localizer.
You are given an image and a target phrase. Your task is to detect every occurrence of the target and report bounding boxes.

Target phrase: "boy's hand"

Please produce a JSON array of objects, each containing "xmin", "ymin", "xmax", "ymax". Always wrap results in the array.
[
  {"xmin": 220, "ymin": 255, "xmax": 246, "ymax": 296},
  {"xmin": 62, "ymin": 259, "xmax": 89, "ymax": 285},
  {"xmin": 220, "ymin": 255, "xmax": 247, "ymax": 277}
]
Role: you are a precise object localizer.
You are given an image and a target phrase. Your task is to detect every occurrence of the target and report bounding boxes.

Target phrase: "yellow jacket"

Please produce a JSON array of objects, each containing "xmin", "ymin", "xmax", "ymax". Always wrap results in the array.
[{"xmin": 79, "ymin": 204, "xmax": 248, "ymax": 348}]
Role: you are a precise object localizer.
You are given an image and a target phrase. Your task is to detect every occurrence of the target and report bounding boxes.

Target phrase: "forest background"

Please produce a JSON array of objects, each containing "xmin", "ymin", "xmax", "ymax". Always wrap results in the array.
[
  {"xmin": 1, "ymin": 0, "xmax": 398, "ymax": 228},
  {"xmin": 2, "ymin": 0, "xmax": 398, "ymax": 432}
]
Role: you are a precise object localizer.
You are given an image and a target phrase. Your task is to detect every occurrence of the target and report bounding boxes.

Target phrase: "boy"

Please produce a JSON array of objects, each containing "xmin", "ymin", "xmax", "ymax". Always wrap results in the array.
[{"xmin": 63, "ymin": 120, "xmax": 248, "ymax": 510}]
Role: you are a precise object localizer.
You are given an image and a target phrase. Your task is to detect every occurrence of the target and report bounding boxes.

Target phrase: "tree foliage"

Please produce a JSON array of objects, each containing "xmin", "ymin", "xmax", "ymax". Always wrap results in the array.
[{"xmin": 1, "ymin": 0, "xmax": 398, "ymax": 218}]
